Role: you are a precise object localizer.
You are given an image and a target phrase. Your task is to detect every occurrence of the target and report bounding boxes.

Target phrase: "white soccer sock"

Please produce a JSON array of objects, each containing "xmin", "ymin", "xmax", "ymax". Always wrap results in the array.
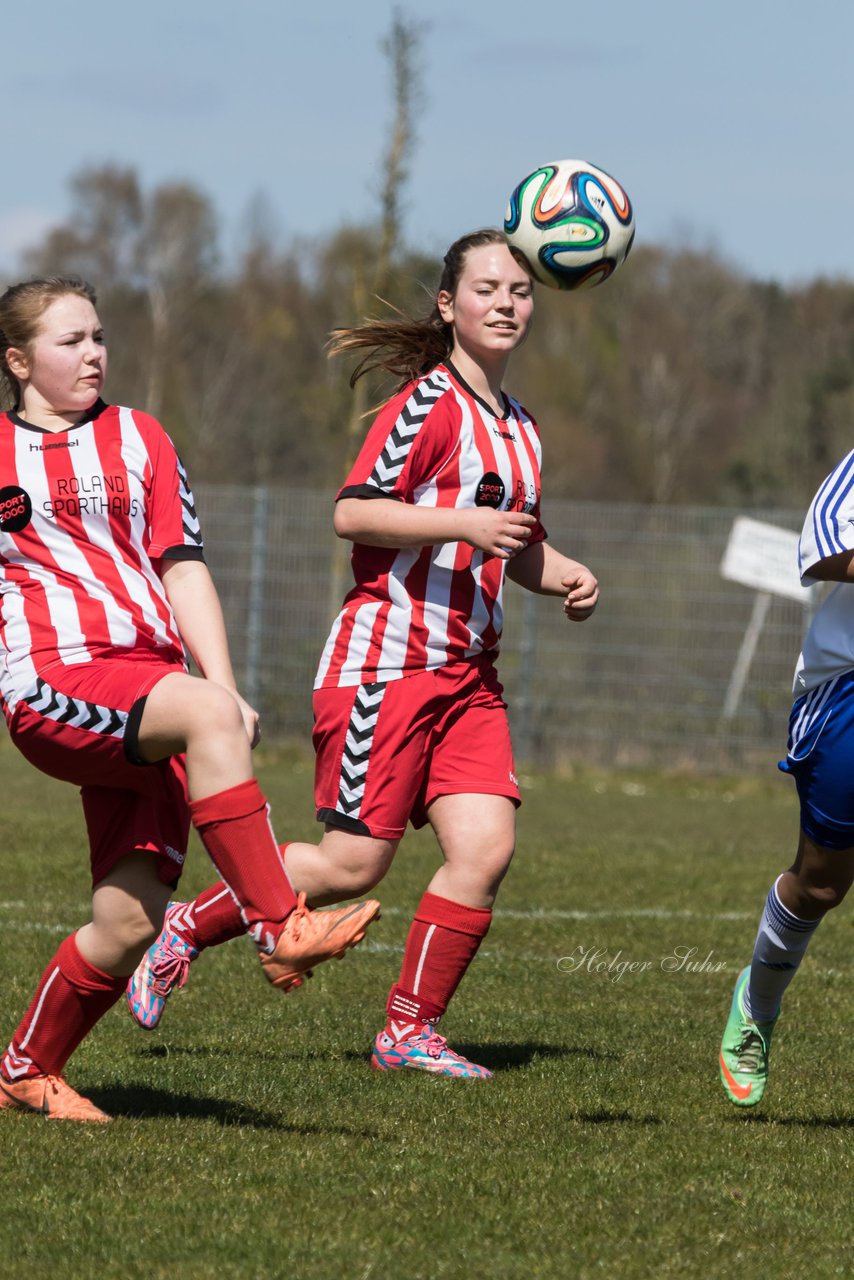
[{"xmin": 746, "ymin": 876, "xmax": 820, "ymax": 1022}]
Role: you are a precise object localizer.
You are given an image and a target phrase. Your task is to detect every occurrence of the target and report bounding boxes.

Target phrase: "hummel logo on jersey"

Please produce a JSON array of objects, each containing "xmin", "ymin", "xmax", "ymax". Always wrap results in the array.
[
  {"xmin": 492, "ymin": 426, "xmax": 517, "ymax": 442},
  {"xmin": 29, "ymin": 439, "xmax": 80, "ymax": 452},
  {"xmin": 0, "ymin": 485, "xmax": 33, "ymax": 532}
]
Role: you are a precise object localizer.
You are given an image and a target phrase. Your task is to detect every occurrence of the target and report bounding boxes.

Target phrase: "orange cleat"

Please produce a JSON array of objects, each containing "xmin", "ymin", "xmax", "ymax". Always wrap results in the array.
[
  {"xmin": 259, "ymin": 893, "xmax": 381, "ymax": 991},
  {"xmin": 0, "ymin": 1073, "xmax": 111, "ymax": 1123}
]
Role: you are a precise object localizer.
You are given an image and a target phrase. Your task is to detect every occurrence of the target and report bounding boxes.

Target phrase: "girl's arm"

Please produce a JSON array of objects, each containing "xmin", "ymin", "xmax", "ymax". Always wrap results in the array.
[
  {"xmin": 160, "ymin": 558, "xmax": 259, "ymax": 744},
  {"xmin": 506, "ymin": 540, "xmax": 599, "ymax": 621},
  {"xmin": 805, "ymin": 549, "xmax": 854, "ymax": 582},
  {"xmin": 334, "ymin": 496, "xmax": 537, "ymax": 558}
]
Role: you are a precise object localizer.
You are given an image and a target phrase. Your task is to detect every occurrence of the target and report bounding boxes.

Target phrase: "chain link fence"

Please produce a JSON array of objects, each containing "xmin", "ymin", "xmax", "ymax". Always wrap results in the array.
[{"xmin": 197, "ymin": 485, "xmax": 812, "ymax": 774}]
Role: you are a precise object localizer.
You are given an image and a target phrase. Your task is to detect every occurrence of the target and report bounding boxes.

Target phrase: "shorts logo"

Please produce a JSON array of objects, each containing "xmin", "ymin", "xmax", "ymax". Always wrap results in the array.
[
  {"xmin": 0, "ymin": 485, "xmax": 32, "ymax": 533},
  {"xmin": 475, "ymin": 472, "xmax": 506, "ymax": 509}
]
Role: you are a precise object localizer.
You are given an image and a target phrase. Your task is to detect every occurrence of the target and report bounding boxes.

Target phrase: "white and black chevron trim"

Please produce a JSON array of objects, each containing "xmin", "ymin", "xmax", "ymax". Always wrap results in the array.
[
  {"xmin": 23, "ymin": 677, "xmax": 128, "ymax": 738},
  {"xmin": 367, "ymin": 370, "xmax": 450, "ymax": 491},
  {"xmin": 336, "ymin": 682, "xmax": 387, "ymax": 818},
  {"xmin": 177, "ymin": 456, "xmax": 203, "ymax": 546}
]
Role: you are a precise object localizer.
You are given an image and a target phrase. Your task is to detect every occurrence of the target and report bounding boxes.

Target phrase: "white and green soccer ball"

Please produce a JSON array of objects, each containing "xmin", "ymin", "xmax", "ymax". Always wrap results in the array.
[{"xmin": 504, "ymin": 158, "xmax": 635, "ymax": 290}]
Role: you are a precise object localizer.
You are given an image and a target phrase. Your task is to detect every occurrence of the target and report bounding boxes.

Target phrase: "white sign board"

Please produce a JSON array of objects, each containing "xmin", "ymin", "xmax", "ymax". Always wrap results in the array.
[{"xmin": 720, "ymin": 516, "xmax": 816, "ymax": 605}]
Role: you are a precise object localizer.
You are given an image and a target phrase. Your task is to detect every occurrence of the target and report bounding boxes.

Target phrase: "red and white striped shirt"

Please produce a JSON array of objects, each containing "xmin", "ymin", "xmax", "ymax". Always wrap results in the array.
[
  {"xmin": 0, "ymin": 400, "xmax": 203, "ymax": 716},
  {"xmin": 315, "ymin": 363, "xmax": 546, "ymax": 688}
]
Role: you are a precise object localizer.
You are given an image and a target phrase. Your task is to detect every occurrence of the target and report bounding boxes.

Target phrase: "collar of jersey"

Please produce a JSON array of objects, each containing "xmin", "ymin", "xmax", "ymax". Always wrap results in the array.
[
  {"xmin": 443, "ymin": 361, "xmax": 511, "ymax": 423},
  {"xmin": 7, "ymin": 398, "xmax": 107, "ymax": 434}
]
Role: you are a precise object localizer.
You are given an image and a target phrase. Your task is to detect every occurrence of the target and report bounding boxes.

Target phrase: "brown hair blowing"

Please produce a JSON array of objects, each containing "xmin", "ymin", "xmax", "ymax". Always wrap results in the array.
[
  {"xmin": 0, "ymin": 276, "xmax": 97, "ymax": 409},
  {"xmin": 327, "ymin": 228, "xmax": 516, "ymax": 389}
]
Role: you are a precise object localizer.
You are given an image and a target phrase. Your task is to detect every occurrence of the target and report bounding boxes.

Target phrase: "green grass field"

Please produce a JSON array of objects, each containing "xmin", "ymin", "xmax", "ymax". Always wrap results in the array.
[{"xmin": 0, "ymin": 738, "xmax": 851, "ymax": 1279}]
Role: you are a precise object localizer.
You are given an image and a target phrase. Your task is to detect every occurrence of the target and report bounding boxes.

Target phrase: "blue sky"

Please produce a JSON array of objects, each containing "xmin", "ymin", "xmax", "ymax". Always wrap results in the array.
[{"xmin": 5, "ymin": 0, "xmax": 854, "ymax": 285}]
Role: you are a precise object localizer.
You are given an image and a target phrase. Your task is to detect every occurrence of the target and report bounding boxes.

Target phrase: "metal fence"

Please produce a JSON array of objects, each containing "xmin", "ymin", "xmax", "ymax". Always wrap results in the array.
[{"xmin": 197, "ymin": 485, "xmax": 812, "ymax": 773}]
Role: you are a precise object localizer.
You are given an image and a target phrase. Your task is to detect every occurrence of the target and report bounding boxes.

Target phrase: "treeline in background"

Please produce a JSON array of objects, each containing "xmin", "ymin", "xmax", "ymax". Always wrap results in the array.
[
  {"xmin": 2, "ymin": 11, "xmax": 844, "ymax": 768},
  {"xmin": 11, "ymin": 156, "xmax": 854, "ymax": 512},
  {"xmin": 7, "ymin": 10, "xmax": 854, "ymax": 510}
]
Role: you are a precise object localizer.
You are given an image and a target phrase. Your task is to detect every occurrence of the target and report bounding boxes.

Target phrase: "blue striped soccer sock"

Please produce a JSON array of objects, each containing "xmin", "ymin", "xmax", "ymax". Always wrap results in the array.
[{"xmin": 745, "ymin": 876, "xmax": 821, "ymax": 1023}]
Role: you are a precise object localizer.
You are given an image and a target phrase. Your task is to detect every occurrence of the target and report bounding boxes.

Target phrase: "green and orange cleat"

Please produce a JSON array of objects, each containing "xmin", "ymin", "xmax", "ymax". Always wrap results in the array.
[{"xmin": 719, "ymin": 966, "xmax": 777, "ymax": 1108}]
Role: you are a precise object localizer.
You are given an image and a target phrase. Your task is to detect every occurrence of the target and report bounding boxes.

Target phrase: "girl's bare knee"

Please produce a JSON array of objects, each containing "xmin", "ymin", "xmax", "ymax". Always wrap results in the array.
[
  {"xmin": 801, "ymin": 881, "xmax": 847, "ymax": 913},
  {"xmin": 106, "ymin": 905, "xmax": 161, "ymax": 953},
  {"xmin": 316, "ymin": 833, "xmax": 396, "ymax": 899}
]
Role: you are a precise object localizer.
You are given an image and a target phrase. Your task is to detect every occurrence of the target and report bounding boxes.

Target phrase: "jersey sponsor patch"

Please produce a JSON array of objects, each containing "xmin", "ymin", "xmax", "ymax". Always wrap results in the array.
[
  {"xmin": 0, "ymin": 485, "xmax": 32, "ymax": 532},
  {"xmin": 475, "ymin": 472, "xmax": 506, "ymax": 508}
]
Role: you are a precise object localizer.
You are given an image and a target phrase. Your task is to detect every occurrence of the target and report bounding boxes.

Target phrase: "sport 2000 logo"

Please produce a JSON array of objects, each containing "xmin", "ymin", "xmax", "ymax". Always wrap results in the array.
[{"xmin": 0, "ymin": 486, "xmax": 33, "ymax": 533}]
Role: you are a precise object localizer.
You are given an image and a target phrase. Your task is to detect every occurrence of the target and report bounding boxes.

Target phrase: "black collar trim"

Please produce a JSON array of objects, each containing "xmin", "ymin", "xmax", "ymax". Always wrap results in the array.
[
  {"xmin": 7, "ymin": 398, "xmax": 107, "ymax": 434},
  {"xmin": 444, "ymin": 361, "xmax": 511, "ymax": 421}
]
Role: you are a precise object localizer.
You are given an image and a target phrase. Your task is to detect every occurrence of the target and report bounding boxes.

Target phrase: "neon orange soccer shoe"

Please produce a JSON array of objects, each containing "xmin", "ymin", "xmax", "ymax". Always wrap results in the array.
[
  {"xmin": 0, "ymin": 1073, "xmax": 111, "ymax": 1123},
  {"xmin": 259, "ymin": 893, "xmax": 381, "ymax": 991}
]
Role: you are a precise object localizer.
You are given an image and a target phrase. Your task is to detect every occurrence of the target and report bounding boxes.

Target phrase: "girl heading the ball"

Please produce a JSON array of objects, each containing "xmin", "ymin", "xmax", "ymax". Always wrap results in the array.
[{"xmin": 128, "ymin": 228, "xmax": 599, "ymax": 1079}]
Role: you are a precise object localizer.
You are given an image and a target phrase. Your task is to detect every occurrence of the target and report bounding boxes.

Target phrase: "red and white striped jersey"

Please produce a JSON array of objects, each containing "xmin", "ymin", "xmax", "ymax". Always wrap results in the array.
[
  {"xmin": 315, "ymin": 362, "xmax": 546, "ymax": 688},
  {"xmin": 0, "ymin": 400, "xmax": 203, "ymax": 716}
]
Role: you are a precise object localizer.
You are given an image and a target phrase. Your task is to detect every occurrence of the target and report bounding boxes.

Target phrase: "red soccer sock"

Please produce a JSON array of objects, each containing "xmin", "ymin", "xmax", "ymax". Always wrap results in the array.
[
  {"xmin": 171, "ymin": 844, "xmax": 295, "ymax": 952},
  {"xmin": 385, "ymin": 891, "xmax": 492, "ymax": 1039},
  {"xmin": 168, "ymin": 883, "xmax": 245, "ymax": 951},
  {"xmin": 1, "ymin": 933, "xmax": 126, "ymax": 1082},
  {"xmin": 190, "ymin": 780, "xmax": 297, "ymax": 952}
]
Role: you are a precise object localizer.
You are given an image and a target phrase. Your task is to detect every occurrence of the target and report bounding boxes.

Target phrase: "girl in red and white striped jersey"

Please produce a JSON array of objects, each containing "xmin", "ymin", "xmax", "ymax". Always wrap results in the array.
[
  {"xmin": 130, "ymin": 230, "xmax": 599, "ymax": 1079},
  {"xmin": 0, "ymin": 277, "xmax": 377, "ymax": 1122}
]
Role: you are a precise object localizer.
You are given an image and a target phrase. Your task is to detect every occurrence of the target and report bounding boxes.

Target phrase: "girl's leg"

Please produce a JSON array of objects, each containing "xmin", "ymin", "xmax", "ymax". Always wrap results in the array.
[
  {"xmin": 0, "ymin": 852, "xmax": 169, "ymax": 1122},
  {"xmin": 425, "ymin": 793, "xmax": 516, "ymax": 907},
  {"xmin": 127, "ymin": 830, "xmax": 397, "ymax": 1029},
  {"xmin": 374, "ymin": 794, "xmax": 515, "ymax": 1080},
  {"xmin": 720, "ymin": 832, "xmax": 854, "ymax": 1108},
  {"xmin": 145, "ymin": 827, "xmax": 397, "ymax": 957},
  {"xmin": 76, "ymin": 851, "xmax": 174, "ymax": 974},
  {"xmin": 137, "ymin": 673, "xmax": 379, "ymax": 976},
  {"xmin": 747, "ymin": 832, "xmax": 854, "ymax": 1021},
  {"xmin": 130, "ymin": 667, "xmax": 432, "ymax": 1027},
  {"xmin": 138, "ymin": 673, "xmax": 298, "ymax": 943},
  {"xmin": 282, "ymin": 829, "xmax": 398, "ymax": 906}
]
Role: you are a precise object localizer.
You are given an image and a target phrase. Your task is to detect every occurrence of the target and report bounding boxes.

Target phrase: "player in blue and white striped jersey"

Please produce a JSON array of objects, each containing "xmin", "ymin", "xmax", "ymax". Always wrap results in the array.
[{"xmin": 720, "ymin": 447, "xmax": 854, "ymax": 1106}]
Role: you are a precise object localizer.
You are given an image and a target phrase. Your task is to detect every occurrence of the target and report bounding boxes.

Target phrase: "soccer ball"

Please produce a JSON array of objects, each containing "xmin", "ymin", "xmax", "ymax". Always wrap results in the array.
[{"xmin": 504, "ymin": 159, "xmax": 635, "ymax": 290}]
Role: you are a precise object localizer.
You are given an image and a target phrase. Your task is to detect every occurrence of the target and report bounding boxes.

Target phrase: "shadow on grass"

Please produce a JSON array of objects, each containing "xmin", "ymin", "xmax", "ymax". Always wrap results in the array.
[
  {"xmin": 135, "ymin": 1039, "xmax": 621, "ymax": 1084},
  {"xmin": 340, "ymin": 1039, "xmax": 619, "ymax": 1071},
  {"xmin": 572, "ymin": 1111, "xmax": 662, "ymax": 1125},
  {"xmin": 136, "ymin": 1043, "xmax": 295, "ymax": 1063},
  {"xmin": 87, "ymin": 1083, "xmax": 378, "ymax": 1135},
  {"xmin": 462, "ymin": 1041, "xmax": 620, "ymax": 1072},
  {"xmin": 733, "ymin": 1113, "xmax": 854, "ymax": 1129}
]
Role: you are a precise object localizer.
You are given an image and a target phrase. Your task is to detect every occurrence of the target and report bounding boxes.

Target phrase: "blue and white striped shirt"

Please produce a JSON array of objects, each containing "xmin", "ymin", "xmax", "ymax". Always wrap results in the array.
[{"xmin": 795, "ymin": 448, "xmax": 854, "ymax": 693}]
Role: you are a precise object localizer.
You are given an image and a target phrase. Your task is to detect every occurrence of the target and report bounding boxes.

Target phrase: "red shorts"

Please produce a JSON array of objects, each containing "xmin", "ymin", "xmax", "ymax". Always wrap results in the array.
[
  {"xmin": 8, "ymin": 653, "xmax": 190, "ymax": 888},
  {"xmin": 313, "ymin": 656, "xmax": 520, "ymax": 840}
]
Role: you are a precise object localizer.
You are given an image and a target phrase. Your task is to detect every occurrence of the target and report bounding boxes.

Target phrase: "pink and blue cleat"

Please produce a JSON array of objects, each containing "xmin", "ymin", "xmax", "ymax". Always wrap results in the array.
[
  {"xmin": 371, "ymin": 1024, "xmax": 492, "ymax": 1079},
  {"xmin": 127, "ymin": 902, "xmax": 198, "ymax": 1030}
]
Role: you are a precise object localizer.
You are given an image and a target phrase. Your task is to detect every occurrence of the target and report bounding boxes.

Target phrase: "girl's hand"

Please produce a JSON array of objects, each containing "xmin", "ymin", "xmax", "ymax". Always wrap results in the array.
[
  {"xmin": 231, "ymin": 690, "xmax": 261, "ymax": 748},
  {"xmin": 560, "ymin": 563, "xmax": 599, "ymax": 621},
  {"xmin": 461, "ymin": 507, "xmax": 537, "ymax": 558}
]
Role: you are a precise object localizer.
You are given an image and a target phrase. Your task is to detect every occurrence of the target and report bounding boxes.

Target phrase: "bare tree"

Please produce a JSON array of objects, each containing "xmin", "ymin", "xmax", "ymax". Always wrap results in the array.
[
  {"xmin": 343, "ymin": 8, "xmax": 424, "ymax": 440},
  {"xmin": 328, "ymin": 9, "xmax": 424, "ymax": 617},
  {"xmin": 138, "ymin": 184, "xmax": 218, "ymax": 417},
  {"xmin": 23, "ymin": 165, "xmax": 144, "ymax": 290}
]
